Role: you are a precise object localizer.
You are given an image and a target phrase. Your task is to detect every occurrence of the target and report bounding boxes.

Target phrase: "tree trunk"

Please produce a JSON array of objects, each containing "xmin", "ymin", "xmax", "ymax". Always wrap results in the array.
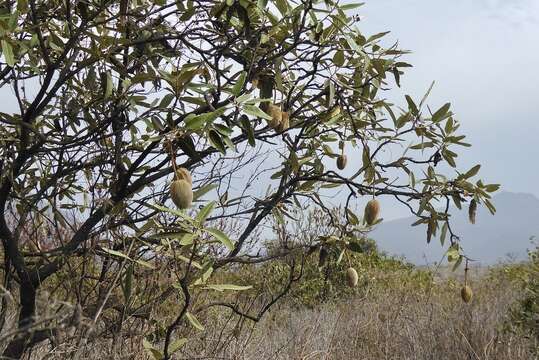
[{"xmin": 2, "ymin": 281, "xmax": 37, "ymax": 359}]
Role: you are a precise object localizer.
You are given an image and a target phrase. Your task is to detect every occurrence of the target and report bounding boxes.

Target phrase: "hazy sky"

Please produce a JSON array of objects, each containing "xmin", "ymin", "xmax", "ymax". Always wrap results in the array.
[{"xmin": 356, "ymin": 0, "xmax": 539, "ymax": 204}]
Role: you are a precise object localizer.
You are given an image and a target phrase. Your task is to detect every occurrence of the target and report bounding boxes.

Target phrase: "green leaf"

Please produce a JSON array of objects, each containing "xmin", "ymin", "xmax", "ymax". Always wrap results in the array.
[
  {"xmin": 451, "ymin": 194, "xmax": 462, "ymax": 209},
  {"xmin": 240, "ymin": 115, "xmax": 255, "ymax": 147},
  {"xmin": 196, "ymin": 201, "xmax": 215, "ymax": 224},
  {"xmin": 243, "ymin": 104, "xmax": 272, "ymax": 120},
  {"xmin": 159, "ymin": 93, "xmax": 175, "ymax": 108},
  {"xmin": 204, "ymin": 284, "xmax": 252, "ymax": 292},
  {"xmin": 344, "ymin": 34, "xmax": 361, "ymax": 53},
  {"xmin": 176, "ymin": 255, "xmax": 203, "ymax": 269},
  {"xmin": 100, "ymin": 71, "xmax": 113, "ymax": 99},
  {"xmin": 185, "ymin": 312, "xmax": 205, "ymax": 331},
  {"xmin": 484, "ymin": 198, "xmax": 496, "ymax": 215},
  {"xmin": 332, "ymin": 50, "xmax": 345, "ymax": 67},
  {"xmin": 366, "ymin": 31, "xmax": 390, "ymax": 44},
  {"xmin": 208, "ymin": 129, "xmax": 226, "ymax": 154},
  {"xmin": 431, "ymin": 103, "xmax": 451, "ymax": 123},
  {"xmin": 100, "ymin": 248, "xmax": 156, "ymax": 269},
  {"xmin": 122, "ymin": 264, "xmax": 133, "ymax": 302},
  {"xmin": 340, "ymin": 2, "xmax": 365, "ymax": 11},
  {"xmin": 206, "ymin": 227, "xmax": 234, "ymax": 250},
  {"xmin": 327, "ymin": 81, "xmax": 334, "ymax": 108},
  {"xmin": 231, "ymin": 71, "xmax": 247, "ymax": 96},
  {"xmin": 275, "ymin": 0, "xmax": 289, "ymax": 15},
  {"xmin": 193, "ymin": 262, "xmax": 214, "ymax": 285},
  {"xmin": 462, "ymin": 164, "xmax": 481, "ymax": 179},
  {"xmin": 440, "ymin": 221, "xmax": 448, "ymax": 247},
  {"xmin": 345, "ymin": 208, "xmax": 359, "ymax": 225},
  {"xmin": 143, "ymin": 339, "xmax": 163, "ymax": 360},
  {"xmin": 168, "ymin": 338, "xmax": 188, "ymax": 354},
  {"xmin": 193, "ymin": 184, "xmax": 217, "ymax": 202},
  {"xmin": 149, "ymin": 203, "xmax": 195, "ymax": 224},
  {"xmin": 452, "ymin": 255, "xmax": 463, "ymax": 271},
  {"xmin": 410, "ymin": 142, "xmax": 435, "ymax": 150},
  {"xmin": 484, "ymin": 184, "xmax": 500, "ymax": 193},
  {"xmin": 405, "ymin": 95, "xmax": 418, "ymax": 116},
  {"xmin": 184, "ymin": 108, "xmax": 226, "ymax": 130},
  {"xmin": 1, "ymin": 40, "xmax": 15, "ymax": 67},
  {"xmin": 100, "ymin": 247, "xmax": 130, "ymax": 260}
]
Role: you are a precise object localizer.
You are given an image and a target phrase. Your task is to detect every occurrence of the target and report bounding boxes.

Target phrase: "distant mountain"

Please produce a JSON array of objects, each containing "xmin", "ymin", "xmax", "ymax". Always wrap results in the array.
[{"xmin": 371, "ymin": 192, "xmax": 539, "ymax": 265}]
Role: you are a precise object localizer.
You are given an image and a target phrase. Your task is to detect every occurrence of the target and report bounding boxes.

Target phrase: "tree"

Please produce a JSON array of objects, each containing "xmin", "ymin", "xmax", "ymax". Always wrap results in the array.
[{"xmin": 0, "ymin": 0, "xmax": 498, "ymax": 358}]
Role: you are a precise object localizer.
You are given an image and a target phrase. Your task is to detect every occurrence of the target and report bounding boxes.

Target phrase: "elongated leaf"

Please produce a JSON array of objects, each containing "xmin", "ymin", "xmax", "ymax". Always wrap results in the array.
[
  {"xmin": 204, "ymin": 284, "xmax": 252, "ymax": 292},
  {"xmin": 341, "ymin": 2, "xmax": 365, "ymax": 11},
  {"xmin": 405, "ymin": 95, "xmax": 418, "ymax": 115},
  {"xmin": 149, "ymin": 203, "xmax": 195, "ymax": 224},
  {"xmin": 243, "ymin": 104, "xmax": 272, "ymax": 120},
  {"xmin": 185, "ymin": 312, "xmax": 205, "ymax": 331},
  {"xmin": 1, "ymin": 40, "xmax": 15, "ymax": 67},
  {"xmin": 463, "ymin": 164, "xmax": 481, "ymax": 179},
  {"xmin": 184, "ymin": 108, "xmax": 226, "ymax": 130},
  {"xmin": 208, "ymin": 129, "xmax": 226, "ymax": 154},
  {"xmin": 206, "ymin": 227, "xmax": 234, "ymax": 250},
  {"xmin": 240, "ymin": 115, "xmax": 255, "ymax": 146},
  {"xmin": 100, "ymin": 247, "xmax": 130, "ymax": 260},
  {"xmin": 431, "ymin": 103, "xmax": 451, "ymax": 123},
  {"xmin": 176, "ymin": 255, "xmax": 203, "ymax": 269},
  {"xmin": 100, "ymin": 248, "xmax": 155, "ymax": 269},
  {"xmin": 193, "ymin": 184, "xmax": 217, "ymax": 202},
  {"xmin": 231, "ymin": 71, "xmax": 247, "ymax": 96},
  {"xmin": 169, "ymin": 338, "xmax": 188, "ymax": 354},
  {"xmin": 159, "ymin": 93, "xmax": 175, "ymax": 108},
  {"xmin": 143, "ymin": 339, "xmax": 163, "ymax": 360},
  {"xmin": 196, "ymin": 201, "xmax": 215, "ymax": 224}
]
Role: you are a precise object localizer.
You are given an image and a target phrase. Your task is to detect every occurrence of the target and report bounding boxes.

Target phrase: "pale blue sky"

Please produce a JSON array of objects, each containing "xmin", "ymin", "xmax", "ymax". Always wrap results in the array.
[{"xmin": 355, "ymin": 0, "xmax": 539, "ymax": 212}]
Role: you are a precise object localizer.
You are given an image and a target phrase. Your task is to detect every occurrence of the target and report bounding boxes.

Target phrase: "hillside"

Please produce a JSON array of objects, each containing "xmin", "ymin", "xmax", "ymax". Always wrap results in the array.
[{"xmin": 371, "ymin": 192, "xmax": 539, "ymax": 264}]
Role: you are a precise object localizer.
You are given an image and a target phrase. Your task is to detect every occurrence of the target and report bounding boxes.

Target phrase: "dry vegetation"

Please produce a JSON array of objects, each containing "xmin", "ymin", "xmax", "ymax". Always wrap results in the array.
[
  {"xmin": 192, "ymin": 267, "xmax": 533, "ymax": 360},
  {"xmin": 15, "ymin": 262, "xmax": 534, "ymax": 360}
]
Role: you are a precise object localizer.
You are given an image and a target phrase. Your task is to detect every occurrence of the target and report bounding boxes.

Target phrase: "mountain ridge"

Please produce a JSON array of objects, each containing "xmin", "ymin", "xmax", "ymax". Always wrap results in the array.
[{"xmin": 371, "ymin": 191, "xmax": 539, "ymax": 265}]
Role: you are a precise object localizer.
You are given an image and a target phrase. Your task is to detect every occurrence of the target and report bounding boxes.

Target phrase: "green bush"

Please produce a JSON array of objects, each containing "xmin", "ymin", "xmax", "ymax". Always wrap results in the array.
[
  {"xmin": 509, "ymin": 244, "xmax": 539, "ymax": 351},
  {"xmin": 222, "ymin": 238, "xmax": 433, "ymax": 308}
]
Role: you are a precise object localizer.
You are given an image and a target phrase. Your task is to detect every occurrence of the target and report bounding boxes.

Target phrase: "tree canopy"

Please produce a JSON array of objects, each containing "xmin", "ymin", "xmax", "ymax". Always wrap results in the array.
[{"xmin": 0, "ymin": 0, "xmax": 498, "ymax": 358}]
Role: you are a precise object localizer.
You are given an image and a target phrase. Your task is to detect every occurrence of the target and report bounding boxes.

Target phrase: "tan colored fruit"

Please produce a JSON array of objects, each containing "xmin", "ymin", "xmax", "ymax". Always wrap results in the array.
[
  {"xmin": 461, "ymin": 285, "xmax": 473, "ymax": 303},
  {"xmin": 336, "ymin": 155, "xmax": 347, "ymax": 170},
  {"xmin": 266, "ymin": 104, "xmax": 282, "ymax": 129},
  {"xmin": 346, "ymin": 267, "xmax": 358, "ymax": 287},
  {"xmin": 278, "ymin": 111, "xmax": 289, "ymax": 132},
  {"xmin": 468, "ymin": 199, "xmax": 477, "ymax": 225},
  {"xmin": 170, "ymin": 179, "xmax": 193, "ymax": 209},
  {"xmin": 364, "ymin": 199, "xmax": 380, "ymax": 225},
  {"xmin": 175, "ymin": 167, "xmax": 192, "ymax": 184}
]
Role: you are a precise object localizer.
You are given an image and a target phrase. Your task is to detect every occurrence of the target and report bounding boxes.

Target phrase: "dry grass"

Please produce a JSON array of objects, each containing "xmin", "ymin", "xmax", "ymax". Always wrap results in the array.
[
  {"xmin": 183, "ymin": 269, "xmax": 534, "ymax": 360},
  {"xmin": 12, "ymin": 266, "xmax": 536, "ymax": 359}
]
